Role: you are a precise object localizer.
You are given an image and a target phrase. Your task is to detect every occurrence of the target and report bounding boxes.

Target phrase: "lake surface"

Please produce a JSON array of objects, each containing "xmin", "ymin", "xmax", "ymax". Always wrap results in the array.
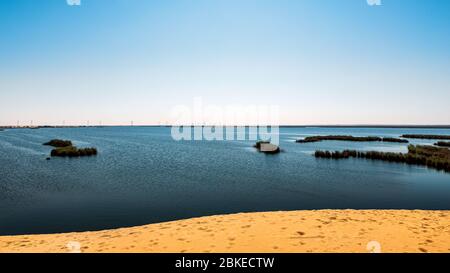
[{"xmin": 1, "ymin": 126, "xmax": 450, "ymax": 235}]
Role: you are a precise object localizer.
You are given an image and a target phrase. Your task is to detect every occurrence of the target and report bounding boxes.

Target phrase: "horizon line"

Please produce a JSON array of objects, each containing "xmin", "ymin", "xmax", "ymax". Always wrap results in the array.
[{"xmin": 2, "ymin": 124, "xmax": 450, "ymax": 129}]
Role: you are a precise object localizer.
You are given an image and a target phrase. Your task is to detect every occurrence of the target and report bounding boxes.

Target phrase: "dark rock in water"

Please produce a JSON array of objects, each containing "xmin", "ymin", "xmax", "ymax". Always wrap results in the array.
[
  {"xmin": 43, "ymin": 139, "xmax": 73, "ymax": 147},
  {"xmin": 46, "ymin": 157, "xmax": 51, "ymax": 160},
  {"xmin": 254, "ymin": 141, "xmax": 280, "ymax": 154}
]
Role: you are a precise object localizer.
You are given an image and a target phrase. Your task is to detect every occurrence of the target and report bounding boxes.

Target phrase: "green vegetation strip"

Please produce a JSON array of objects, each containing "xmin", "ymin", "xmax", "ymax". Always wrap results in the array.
[
  {"xmin": 314, "ymin": 145, "xmax": 450, "ymax": 173},
  {"xmin": 402, "ymin": 134, "xmax": 450, "ymax": 140},
  {"xmin": 51, "ymin": 146, "xmax": 97, "ymax": 157},
  {"xmin": 296, "ymin": 135, "xmax": 408, "ymax": 143},
  {"xmin": 43, "ymin": 139, "xmax": 73, "ymax": 147}
]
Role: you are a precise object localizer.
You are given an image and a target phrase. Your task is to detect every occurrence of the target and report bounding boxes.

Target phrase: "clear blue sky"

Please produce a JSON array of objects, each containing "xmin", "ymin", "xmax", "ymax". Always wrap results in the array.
[{"xmin": 1, "ymin": 0, "xmax": 449, "ymax": 125}]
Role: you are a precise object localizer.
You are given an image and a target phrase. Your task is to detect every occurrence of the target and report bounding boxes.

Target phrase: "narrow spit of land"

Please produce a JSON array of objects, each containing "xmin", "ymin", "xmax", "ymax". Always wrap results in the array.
[
  {"xmin": 296, "ymin": 135, "xmax": 408, "ymax": 143},
  {"xmin": 402, "ymin": 134, "xmax": 450, "ymax": 140}
]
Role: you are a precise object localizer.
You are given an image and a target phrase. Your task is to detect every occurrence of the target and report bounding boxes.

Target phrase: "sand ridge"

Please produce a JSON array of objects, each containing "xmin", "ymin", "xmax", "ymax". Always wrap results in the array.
[{"xmin": 1, "ymin": 210, "xmax": 449, "ymax": 253}]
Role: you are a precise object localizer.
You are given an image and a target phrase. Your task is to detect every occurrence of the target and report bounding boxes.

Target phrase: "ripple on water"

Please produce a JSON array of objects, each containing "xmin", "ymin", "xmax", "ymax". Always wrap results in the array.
[{"xmin": 0, "ymin": 139, "xmax": 44, "ymax": 156}]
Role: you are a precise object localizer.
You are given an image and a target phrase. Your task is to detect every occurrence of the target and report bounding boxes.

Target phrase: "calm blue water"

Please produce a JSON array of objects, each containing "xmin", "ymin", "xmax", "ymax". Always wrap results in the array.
[{"xmin": 1, "ymin": 126, "xmax": 450, "ymax": 235}]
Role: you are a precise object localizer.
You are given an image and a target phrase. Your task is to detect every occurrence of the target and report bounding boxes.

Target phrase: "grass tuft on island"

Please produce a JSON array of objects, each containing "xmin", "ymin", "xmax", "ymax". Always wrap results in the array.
[
  {"xmin": 43, "ymin": 139, "xmax": 73, "ymax": 147},
  {"xmin": 296, "ymin": 135, "xmax": 408, "ymax": 143},
  {"xmin": 314, "ymin": 145, "xmax": 450, "ymax": 173},
  {"xmin": 51, "ymin": 146, "xmax": 98, "ymax": 157},
  {"xmin": 402, "ymin": 134, "xmax": 450, "ymax": 140},
  {"xmin": 435, "ymin": 141, "xmax": 450, "ymax": 147}
]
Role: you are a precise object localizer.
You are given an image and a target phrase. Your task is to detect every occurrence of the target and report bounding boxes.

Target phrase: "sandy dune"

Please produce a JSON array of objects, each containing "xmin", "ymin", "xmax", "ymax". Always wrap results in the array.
[{"xmin": 1, "ymin": 210, "xmax": 449, "ymax": 253}]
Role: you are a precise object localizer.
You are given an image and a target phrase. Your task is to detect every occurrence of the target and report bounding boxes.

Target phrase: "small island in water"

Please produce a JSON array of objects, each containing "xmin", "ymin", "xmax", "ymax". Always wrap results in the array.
[
  {"xmin": 314, "ymin": 145, "xmax": 450, "ymax": 173},
  {"xmin": 43, "ymin": 139, "xmax": 97, "ymax": 157}
]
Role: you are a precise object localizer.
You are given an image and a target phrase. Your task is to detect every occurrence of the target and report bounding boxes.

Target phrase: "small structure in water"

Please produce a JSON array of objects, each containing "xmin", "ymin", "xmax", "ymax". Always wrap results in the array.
[{"xmin": 254, "ymin": 141, "xmax": 280, "ymax": 154}]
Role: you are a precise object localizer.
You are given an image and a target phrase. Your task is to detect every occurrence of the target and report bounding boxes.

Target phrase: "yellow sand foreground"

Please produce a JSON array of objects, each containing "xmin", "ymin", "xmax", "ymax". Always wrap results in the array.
[{"xmin": 1, "ymin": 210, "xmax": 450, "ymax": 253}]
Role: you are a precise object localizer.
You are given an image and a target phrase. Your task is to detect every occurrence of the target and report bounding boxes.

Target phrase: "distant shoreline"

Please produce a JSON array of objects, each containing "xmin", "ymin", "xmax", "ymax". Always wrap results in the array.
[{"xmin": 2, "ymin": 125, "xmax": 450, "ymax": 129}]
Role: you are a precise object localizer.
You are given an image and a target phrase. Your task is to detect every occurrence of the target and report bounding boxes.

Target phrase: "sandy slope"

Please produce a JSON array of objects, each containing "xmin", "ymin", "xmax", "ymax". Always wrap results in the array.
[{"xmin": 1, "ymin": 210, "xmax": 449, "ymax": 253}]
